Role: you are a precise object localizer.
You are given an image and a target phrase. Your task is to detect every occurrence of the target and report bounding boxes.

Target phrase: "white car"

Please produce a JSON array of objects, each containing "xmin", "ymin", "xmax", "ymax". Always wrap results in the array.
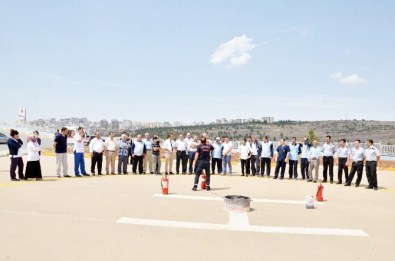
[{"xmin": 0, "ymin": 132, "xmax": 8, "ymax": 144}]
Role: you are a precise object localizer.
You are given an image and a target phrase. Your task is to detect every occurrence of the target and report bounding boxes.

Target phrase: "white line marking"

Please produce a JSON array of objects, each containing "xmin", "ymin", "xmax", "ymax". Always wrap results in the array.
[
  {"xmin": 228, "ymin": 212, "xmax": 250, "ymax": 227},
  {"xmin": 152, "ymin": 194, "xmax": 324, "ymax": 205},
  {"xmin": 116, "ymin": 217, "xmax": 368, "ymax": 237}
]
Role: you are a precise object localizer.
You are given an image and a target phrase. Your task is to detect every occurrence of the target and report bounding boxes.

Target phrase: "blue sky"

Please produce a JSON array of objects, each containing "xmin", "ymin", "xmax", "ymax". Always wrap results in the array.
[{"xmin": 1, "ymin": 1, "xmax": 394, "ymax": 123}]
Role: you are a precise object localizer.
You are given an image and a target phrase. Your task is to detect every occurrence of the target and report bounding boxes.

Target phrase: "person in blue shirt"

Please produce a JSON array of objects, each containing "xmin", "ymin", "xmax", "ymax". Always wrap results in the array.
[
  {"xmin": 274, "ymin": 139, "xmax": 290, "ymax": 180},
  {"xmin": 192, "ymin": 137, "xmax": 214, "ymax": 191},
  {"xmin": 288, "ymin": 137, "xmax": 301, "ymax": 179},
  {"xmin": 211, "ymin": 137, "xmax": 223, "ymax": 174}
]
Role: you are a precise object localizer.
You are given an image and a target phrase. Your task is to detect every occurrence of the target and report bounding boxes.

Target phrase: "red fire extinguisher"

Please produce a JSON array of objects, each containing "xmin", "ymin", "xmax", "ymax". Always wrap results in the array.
[
  {"xmin": 161, "ymin": 176, "xmax": 169, "ymax": 195},
  {"xmin": 201, "ymin": 171, "xmax": 206, "ymax": 190}
]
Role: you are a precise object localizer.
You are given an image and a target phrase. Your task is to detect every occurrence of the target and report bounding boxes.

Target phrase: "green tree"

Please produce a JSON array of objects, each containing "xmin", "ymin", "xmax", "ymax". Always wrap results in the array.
[{"xmin": 307, "ymin": 129, "xmax": 318, "ymax": 142}]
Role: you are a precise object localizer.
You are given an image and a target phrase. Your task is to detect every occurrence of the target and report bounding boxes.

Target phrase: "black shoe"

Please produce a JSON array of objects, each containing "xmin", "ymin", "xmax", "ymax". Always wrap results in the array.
[
  {"xmin": 118, "ymin": 173, "xmax": 122, "ymax": 175},
  {"xmin": 366, "ymin": 186, "xmax": 373, "ymax": 189},
  {"xmin": 301, "ymin": 177, "xmax": 305, "ymax": 180},
  {"xmin": 165, "ymin": 172, "xmax": 168, "ymax": 175},
  {"xmin": 279, "ymin": 176, "xmax": 284, "ymax": 180},
  {"xmin": 273, "ymin": 176, "xmax": 278, "ymax": 179},
  {"xmin": 64, "ymin": 175, "xmax": 71, "ymax": 178},
  {"xmin": 330, "ymin": 180, "xmax": 334, "ymax": 184},
  {"xmin": 192, "ymin": 187, "xmax": 197, "ymax": 191},
  {"xmin": 150, "ymin": 172, "xmax": 154, "ymax": 174},
  {"xmin": 82, "ymin": 173, "xmax": 90, "ymax": 176},
  {"xmin": 336, "ymin": 181, "xmax": 342, "ymax": 184},
  {"xmin": 11, "ymin": 178, "xmax": 20, "ymax": 181},
  {"xmin": 322, "ymin": 180, "xmax": 327, "ymax": 183},
  {"xmin": 206, "ymin": 186, "xmax": 211, "ymax": 191},
  {"xmin": 374, "ymin": 187, "xmax": 378, "ymax": 191},
  {"xmin": 123, "ymin": 173, "xmax": 128, "ymax": 175},
  {"xmin": 307, "ymin": 179, "xmax": 312, "ymax": 182},
  {"xmin": 75, "ymin": 175, "xmax": 82, "ymax": 177},
  {"xmin": 355, "ymin": 184, "xmax": 359, "ymax": 187},
  {"xmin": 169, "ymin": 172, "xmax": 174, "ymax": 175},
  {"xmin": 98, "ymin": 173, "xmax": 103, "ymax": 175},
  {"xmin": 241, "ymin": 174, "xmax": 245, "ymax": 176},
  {"xmin": 313, "ymin": 180, "xmax": 317, "ymax": 183},
  {"xmin": 344, "ymin": 183, "xmax": 351, "ymax": 186}
]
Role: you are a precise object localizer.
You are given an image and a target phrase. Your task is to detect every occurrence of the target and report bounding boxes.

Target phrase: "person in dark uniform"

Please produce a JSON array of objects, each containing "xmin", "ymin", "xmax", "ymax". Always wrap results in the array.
[
  {"xmin": 192, "ymin": 137, "xmax": 214, "ymax": 191},
  {"xmin": 273, "ymin": 139, "xmax": 290, "ymax": 180}
]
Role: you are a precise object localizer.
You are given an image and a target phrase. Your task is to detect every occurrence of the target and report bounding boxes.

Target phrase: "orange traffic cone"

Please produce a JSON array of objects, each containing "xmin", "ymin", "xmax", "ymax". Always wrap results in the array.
[{"xmin": 316, "ymin": 183, "xmax": 324, "ymax": 202}]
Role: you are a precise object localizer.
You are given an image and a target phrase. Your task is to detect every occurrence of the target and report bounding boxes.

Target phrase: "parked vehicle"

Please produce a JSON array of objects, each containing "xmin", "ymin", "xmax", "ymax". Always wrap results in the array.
[{"xmin": 0, "ymin": 132, "xmax": 8, "ymax": 144}]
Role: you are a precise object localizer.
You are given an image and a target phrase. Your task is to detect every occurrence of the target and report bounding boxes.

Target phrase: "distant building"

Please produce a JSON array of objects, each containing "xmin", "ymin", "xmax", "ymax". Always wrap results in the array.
[
  {"xmin": 261, "ymin": 117, "xmax": 274, "ymax": 123},
  {"xmin": 110, "ymin": 119, "xmax": 119, "ymax": 131},
  {"xmin": 99, "ymin": 119, "xmax": 109, "ymax": 129}
]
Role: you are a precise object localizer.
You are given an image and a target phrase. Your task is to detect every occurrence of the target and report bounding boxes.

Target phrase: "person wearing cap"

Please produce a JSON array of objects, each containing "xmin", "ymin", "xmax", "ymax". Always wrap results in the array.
[
  {"xmin": 364, "ymin": 139, "xmax": 380, "ymax": 190},
  {"xmin": 7, "ymin": 129, "xmax": 24, "ymax": 181},
  {"xmin": 336, "ymin": 138, "xmax": 350, "ymax": 184},
  {"xmin": 345, "ymin": 139, "xmax": 365, "ymax": 187},
  {"xmin": 192, "ymin": 137, "xmax": 214, "ymax": 191},
  {"xmin": 187, "ymin": 135, "xmax": 199, "ymax": 174},
  {"xmin": 25, "ymin": 136, "xmax": 42, "ymax": 180},
  {"xmin": 212, "ymin": 137, "xmax": 223, "ymax": 174}
]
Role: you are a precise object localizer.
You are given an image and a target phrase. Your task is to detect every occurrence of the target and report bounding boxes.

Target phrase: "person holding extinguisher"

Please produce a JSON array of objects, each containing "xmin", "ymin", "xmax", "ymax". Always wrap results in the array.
[{"xmin": 192, "ymin": 137, "xmax": 214, "ymax": 191}]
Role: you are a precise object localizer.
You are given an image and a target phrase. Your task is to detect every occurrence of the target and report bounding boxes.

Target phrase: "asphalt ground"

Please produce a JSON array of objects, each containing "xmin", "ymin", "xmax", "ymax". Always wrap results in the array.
[{"xmin": 0, "ymin": 155, "xmax": 394, "ymax": 261}]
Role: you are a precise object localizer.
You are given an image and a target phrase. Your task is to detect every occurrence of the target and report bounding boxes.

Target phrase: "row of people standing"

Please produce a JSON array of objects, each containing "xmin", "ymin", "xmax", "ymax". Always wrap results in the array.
[
  {"xmin": 7, "ymin": 129, "xmax": 42, "ymax": 181},
  {"xmin": 268, "ymin": 135, "xmax": 381, "ymax": 190}
]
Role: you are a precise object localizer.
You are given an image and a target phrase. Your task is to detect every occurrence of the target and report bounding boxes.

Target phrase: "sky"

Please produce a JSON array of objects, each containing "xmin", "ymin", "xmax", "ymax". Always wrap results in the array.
[{"xmin": 0, "ymin": 0, "xmax": 394, "ymax": 124}]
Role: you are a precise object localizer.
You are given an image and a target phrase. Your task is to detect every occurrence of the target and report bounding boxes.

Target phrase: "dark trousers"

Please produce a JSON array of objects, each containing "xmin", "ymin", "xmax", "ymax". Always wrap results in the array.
[
  {"xmin": 194, "ymin": 159, "xmax": 210, "ymax": 187},
  {"xmin": 10, "ymin": 157, "xmax": 24, "ymax": 180},
  {"xmin": 288, "ymin": 160, "xmax": 298, "ymax": 178},
  {"xmin": 365, "ymin": 161, "xmax": 378, "ymax": 188},
  {"xmin": 338, "ymin": 158, "xmax": 349, "ymax": 182},
  {"xmin": 118, "ymin": 155, "xmax": 129, "ymax": 174},
  {"xmin": 300, "ymin": 158, "xmax": 309, "ymax": 179},
  {"xmin": 25, "ymin": 160, "xmax": 42, "ymax": 179},
  {"xmin": 176, "ymin": 151, "xmax": 187, "ymax": 173},
  {"xmin": 254, "ymin": 155, "xmax": 260, "ymax": 174},
  {"xmin": 346, "ymin": 161, "xmax": 363, "ymax": 185},
  {"xmin": 211, "ymin": 158, "xmax": 222, "ymax": 174},
  {"xmin": 74, "ymin": 151, "xmax": 87, "ymax": 175},
  {"xmin": 188, "ymin": 151, "xmax": 197, "ymax": 174},
  {"xmin": 322, "ymin": 156, "xmax": 334, "ymax": 181},
  {"xmin": 274, "ymin": 160, "xmax": 286, "ymax": 178},
  {"xmin": 91, "ymin": 152, "xmax": 103, "ymax": 174},
  {"xmin": 132, "ymin": 155, "xmax": 144, "ymax": 174},
  {"xmin": 241, "ymin": 159, "xmax": 251, "ymax": 175},
  {"xmin": 260, "ymin": 157, "xmax": 271, "ymax": 176},
  {"xmin": 250, "ymin": 156, "xmax": 256, "ymax": 175}
]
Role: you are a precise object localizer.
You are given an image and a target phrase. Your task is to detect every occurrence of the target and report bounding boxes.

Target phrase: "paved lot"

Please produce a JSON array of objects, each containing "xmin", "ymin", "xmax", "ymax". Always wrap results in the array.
[{"xmin": 0, "ymin": 155, "xmax": 394, "ymax": 261}]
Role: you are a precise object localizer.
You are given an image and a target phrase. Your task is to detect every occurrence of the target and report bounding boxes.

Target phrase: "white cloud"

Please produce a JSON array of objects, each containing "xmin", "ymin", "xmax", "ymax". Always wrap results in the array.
[
  {"xmin": 330, "ymin": 72, "xmax": 366, "ymax": 85},
  {"xmin": 210, "ymin": 35, "xmax": 256, "ymax": 67}
]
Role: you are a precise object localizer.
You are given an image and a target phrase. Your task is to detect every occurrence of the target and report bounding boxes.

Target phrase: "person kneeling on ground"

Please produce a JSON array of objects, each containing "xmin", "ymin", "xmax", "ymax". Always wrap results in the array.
[{"xmin": 192, "ymin": 137, "xmax": 214, "ymax": 191}]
